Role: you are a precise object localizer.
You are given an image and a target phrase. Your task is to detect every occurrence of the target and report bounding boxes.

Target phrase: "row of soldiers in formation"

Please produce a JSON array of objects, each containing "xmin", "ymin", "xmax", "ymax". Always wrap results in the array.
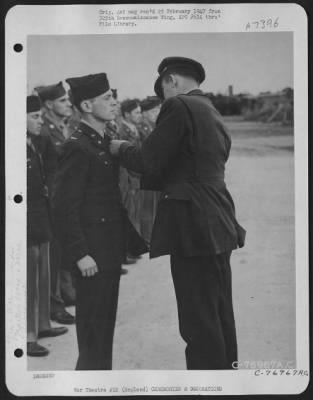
[{"xmin": 26, "ymin": 81, "xmax": 161, "ymax": 357}]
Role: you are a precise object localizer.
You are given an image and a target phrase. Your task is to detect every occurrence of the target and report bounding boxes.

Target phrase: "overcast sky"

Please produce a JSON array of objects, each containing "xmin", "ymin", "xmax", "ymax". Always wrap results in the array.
[{"xmin": 27, "ymin": 32, "xmax": 293, "ymax": 100}]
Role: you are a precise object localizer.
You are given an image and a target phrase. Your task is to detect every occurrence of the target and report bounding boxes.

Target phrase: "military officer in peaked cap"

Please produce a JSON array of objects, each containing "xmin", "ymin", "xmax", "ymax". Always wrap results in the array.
[
  {"xmin": 36, "ymin": 82, "xmax": 76, "ymax": 323},
  {"xmin": 53, "ymin": 73, "xmax": 147, "ymax": 370},
  {"xmin": 110, "ymin": 57, "xmax": 246, "ymax": 370}
]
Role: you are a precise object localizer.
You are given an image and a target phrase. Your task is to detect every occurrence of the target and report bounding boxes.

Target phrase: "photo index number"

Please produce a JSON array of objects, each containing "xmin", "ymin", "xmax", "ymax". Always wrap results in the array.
[{"xmin": 246, "ymin": 17, "xmax": 279, "ymax": 30}]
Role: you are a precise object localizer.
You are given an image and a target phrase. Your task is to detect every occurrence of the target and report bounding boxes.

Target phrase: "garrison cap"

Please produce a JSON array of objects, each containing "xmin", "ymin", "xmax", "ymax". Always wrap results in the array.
[
  {"xmin": 35, "ymin": 81, "xmax": 66, "ymax": 102},
  {"xmin": 66, "ymin": 73, "xmax": 110, "ymax": 109},
  {"xmin": 121, "ymin": 99, "xmax": 140, "ymax": 115},
  {"xmin": 27, "ymin": 95, "xmax": 41, "ymax": 113},
  {"xmin": 140, "ymin": 96, "xmax": 162, "ymax": 112},
  {"xmin": 154, "ymin": 56, "xmax": 206, "ymax": 99}
]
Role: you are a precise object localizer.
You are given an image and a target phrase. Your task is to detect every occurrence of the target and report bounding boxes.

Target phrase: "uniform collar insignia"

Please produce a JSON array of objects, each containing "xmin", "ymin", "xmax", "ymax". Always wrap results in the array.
[{"xmin": 80, "ymin": 121, "xmax": 108, "ymax": 147}]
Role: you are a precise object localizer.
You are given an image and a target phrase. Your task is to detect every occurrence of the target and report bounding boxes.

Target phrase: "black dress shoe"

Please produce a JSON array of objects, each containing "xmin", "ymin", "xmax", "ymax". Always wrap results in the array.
[
  {"xmin": 27, "ymin": 342, "xmax": 49, "ymax": 357},
  {"xmin": 50, "ymin": 310, "xmax": 75, "ymax": 324},
  {"xmin": 128, "ymin": 253, "xmax": 142, "ymax": 260},
  {"xmin": 38, "ymin": 327, "xmax": 68, "ymax": 338},
  {"xmin": 123, "ymin": 256, "xmax": 137, "ymax": 265},
  {"xmin": 121, "ymin": 268, "xmax": 128, "ymax": 275},
  {"xmin": 62, "ymin": 296, "xmax": 76, "ymax": 307}
]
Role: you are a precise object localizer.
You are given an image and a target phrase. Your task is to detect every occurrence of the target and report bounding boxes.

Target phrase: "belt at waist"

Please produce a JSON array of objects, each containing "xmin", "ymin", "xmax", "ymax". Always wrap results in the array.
[{"xmin": 166, "ymin": 175, "xmax": 225, "ymax": 185}]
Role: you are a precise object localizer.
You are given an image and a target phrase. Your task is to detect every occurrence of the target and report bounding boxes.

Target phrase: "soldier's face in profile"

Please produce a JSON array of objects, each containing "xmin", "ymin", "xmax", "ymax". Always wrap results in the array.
[
  {"xmin": 127, "ymin": 106, "xmax": 142, "ymax": 125},
  {"xmin": 27, "ymin": 111, "xmax": 43, "ymax": 136},
  {"xmin": 146, "ymin": 105, "xmax": 161, "ymax": 124},
  {"xmin": 50, "ymin": 94, "xmax": 73, "ymax": 118},
  {"xmin": 90, "ymin": 90, "xmax": 117, "ymax": 121}
]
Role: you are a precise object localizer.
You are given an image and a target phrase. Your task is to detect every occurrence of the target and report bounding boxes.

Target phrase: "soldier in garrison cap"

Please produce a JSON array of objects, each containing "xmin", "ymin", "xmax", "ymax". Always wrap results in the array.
[
  {"xmin": 137, "ymin": 96, "xmax": 162, "ymax": 244},
  {"xmin": 118, "ymin": 99, "xmax": 142, "ymax": 239},
  {"xmin": 53, "ymin": 73, "xmax": 147, "ymax": 370},
  {"xmin": 110, "ymin": 56, "xmax": 246, "ymax": 370},
  {"xmin": 36, "ymin": 82, "xmax": 76, "ymax": 323},
  {"xmin": 105, "ymin": 89, "xmax": 120, "ymax": 140},
  {"xmin": 26, "ymin": 96, "xmax": 68, "ymax": 357},
  {"xmin": 137, "ymin": 96, "xmax": 162, "ymax": 142}
]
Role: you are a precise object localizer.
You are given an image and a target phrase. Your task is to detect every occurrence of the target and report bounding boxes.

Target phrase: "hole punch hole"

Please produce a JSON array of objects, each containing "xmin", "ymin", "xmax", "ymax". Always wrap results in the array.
[
  {"xmin": 14, "ymin": 194, "xmax": 23, "ymax": 204},
  {"xmin": 13, "ymin": 43, "xmax": 23, "ymax": 53},
  {"xmin": 14, "ymin": 348, "xmax": 23, "ymax": 358}
]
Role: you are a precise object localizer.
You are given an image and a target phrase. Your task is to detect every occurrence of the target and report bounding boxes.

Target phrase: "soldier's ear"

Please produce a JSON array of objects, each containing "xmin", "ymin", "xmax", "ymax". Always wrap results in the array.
[
  {"xmin": 45, "ymin": 99, "xmax": 54, "ymax": 111},
  {"xmin": 80, "ymin": 99, "xmax": 93, "ymax": 113},
  {"xmin": 167, "ymin": 74, "xmax": 177, "ymax": 87}
]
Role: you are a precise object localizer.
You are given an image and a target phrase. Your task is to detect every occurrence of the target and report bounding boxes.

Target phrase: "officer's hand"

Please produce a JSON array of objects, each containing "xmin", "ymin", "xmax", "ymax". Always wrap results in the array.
[
  {"xmin": 76, "ymin": 255, "xmax": 98, "ymax": 277},
  {"xmin": 110, "ymin": 140, "xmax": 128, "ymax": 156}
]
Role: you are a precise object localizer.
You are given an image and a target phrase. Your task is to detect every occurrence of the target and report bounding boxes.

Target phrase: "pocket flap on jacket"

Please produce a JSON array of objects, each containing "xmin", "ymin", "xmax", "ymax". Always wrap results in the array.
[{"xmin": 161, "ymin": 184, "xmax": 191, "ymax": 200}]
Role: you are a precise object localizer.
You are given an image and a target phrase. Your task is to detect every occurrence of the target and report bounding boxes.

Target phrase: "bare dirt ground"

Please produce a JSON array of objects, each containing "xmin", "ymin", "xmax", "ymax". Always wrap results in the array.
[{"xmin": 28, "ymin": 121, "xmax": 295, "ymax": 371}]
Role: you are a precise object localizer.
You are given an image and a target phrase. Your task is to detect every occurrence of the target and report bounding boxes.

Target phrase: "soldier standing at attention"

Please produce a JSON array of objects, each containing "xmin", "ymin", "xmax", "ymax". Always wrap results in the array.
[
  {"xmin": 53, "ymin": 73, "xmax": 147, "ymax": 370},
  {"xmin": 137, "ymin": 96, "xmax": 162, "ymax": 244},
  {"xmin": 105, "ymin": 89, "xmax": 120, "ymax": 140},
  {"xmin": 110, "ymin": 57, "xmax": 246, "ymax": 370},
  {"xmin": 137, "ymin": 96, "xmax": 162, "ymax": 143},
  {"xmin": 26, "ymin": 95, "xmax": 68, "ymax": 357},
  {"xmin": 36, "ymin": 82, "xmax": 76, "ymax": 324},
  {"xmin": 118, "ymin": 100, "xmax": 142, "ymax": 235}
]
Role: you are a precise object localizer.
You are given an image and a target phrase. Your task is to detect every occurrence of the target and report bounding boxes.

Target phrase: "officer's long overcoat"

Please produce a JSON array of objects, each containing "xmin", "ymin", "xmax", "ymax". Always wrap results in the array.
[{"xmin": 118, "ymin": 89, "xmax": 246, "ymax": 258}]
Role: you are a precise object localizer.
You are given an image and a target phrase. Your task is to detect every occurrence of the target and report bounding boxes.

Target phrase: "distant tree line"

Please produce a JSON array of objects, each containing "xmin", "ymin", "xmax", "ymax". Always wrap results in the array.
[{"xmin": 206, "ymin": 88, "xmax": 293, "ymax": 117}]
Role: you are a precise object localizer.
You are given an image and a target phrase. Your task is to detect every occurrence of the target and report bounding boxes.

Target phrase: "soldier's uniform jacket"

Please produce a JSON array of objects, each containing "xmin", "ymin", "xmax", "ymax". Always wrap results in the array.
[
  {"xmin": 27, "ymin": 136, "xmax": 54, "ymax": 245},
  {"xmin": 40, "ymin": 113, "xmax": 78, "ymax": 156},
  {"xmin": 118, "ymin": 120, "xmax": 141, "ymax": 190},
  {"xmin": 105, "ymin": 121, "xmax": 120, "ymax": 140},
  {"xmin": 119, "ymin": 89, "xmax": 246, "ymax": 258},
  {"xmin": 137, "ymin": 119, "xmax": 153, "ymax": 144},
  {"xmin": 53, "ymin": 122, "xmax": 147, "ymax": 272},
  {"xmin": 118, "ymin": 119, "xmax": 141, "ymax": 146}
]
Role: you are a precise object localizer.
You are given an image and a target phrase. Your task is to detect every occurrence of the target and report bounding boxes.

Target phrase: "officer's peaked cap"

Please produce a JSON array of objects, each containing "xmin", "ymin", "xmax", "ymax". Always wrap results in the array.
[
  {"xmin": 66, "ymin": 73, "xmax": 110, "ymax": 108},
  {"xmin": 35, "ymin": 81, "xmax": 66, "ymax": 102},
  {"xmin": 154, "ymin": 56, "xmax": 206, "ymax": 99}
]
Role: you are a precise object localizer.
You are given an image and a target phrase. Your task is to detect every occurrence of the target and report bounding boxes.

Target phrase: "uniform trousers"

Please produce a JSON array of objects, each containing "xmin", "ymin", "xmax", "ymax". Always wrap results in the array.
[
  {"xmin": 139, "ymin": 190, "xmax": 160, "ymax": 244},
  {"xmin": 27, "ymin": 242, "xmax": 51, "ymax": 342},
  {"xmin": 119, "ymin": 168, "xmax": 141, "ymax": 235},
  {"xmin": 50, "ymin": 237, "xmax": 76, "ymax": 312},
  {"xmin": 75, "ymin": 272, "xmax": 121, "ymax": 370},
  {"xmin": 50, "ymin": 237, "xmax": 66, "ymax": 313},
  {"xmin": 170, "ymin": 252, "xmax": 237, "ymax": 370}
]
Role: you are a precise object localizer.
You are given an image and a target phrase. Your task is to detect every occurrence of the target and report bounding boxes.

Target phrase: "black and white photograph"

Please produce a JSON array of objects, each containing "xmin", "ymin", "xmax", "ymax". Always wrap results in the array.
[{"xmin": 5, "ymin": 3, "xmax": 309, "ymax": 396}]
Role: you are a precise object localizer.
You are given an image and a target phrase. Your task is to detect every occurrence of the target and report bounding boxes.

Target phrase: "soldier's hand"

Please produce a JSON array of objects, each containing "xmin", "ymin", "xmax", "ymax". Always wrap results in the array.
[
  {"xmin": 110, "ymin": 140, "xmax": 128, "ymax": 156},
  {"xmin": 76, "ymin": 255, "xmax": 98, "ymax": 277}
]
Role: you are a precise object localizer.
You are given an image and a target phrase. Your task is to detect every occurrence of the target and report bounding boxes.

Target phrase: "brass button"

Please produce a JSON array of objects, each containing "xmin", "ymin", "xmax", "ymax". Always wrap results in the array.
[
  {"xmin": 101, "ymin": 217, "xmax": 106, "ymax": 222},
  {"xmin": 164, "ymin": 194, "xmax": 168, "ymax": 199},
  {"xmin": 104, "ymin": 161, "xmax": 109, "ymax": 165}
]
